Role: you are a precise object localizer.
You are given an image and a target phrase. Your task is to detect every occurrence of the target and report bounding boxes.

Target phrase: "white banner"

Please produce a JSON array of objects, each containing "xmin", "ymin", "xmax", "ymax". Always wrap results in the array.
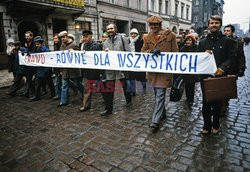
[{"xmin": 19, "ymin": 50, "xmax": 217, "ymax": 74}]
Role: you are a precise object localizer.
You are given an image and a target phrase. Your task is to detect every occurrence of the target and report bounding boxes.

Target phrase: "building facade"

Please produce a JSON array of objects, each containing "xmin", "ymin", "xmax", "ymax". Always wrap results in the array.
[
  {"xmin": 148, "ymin": 0, "xmax": 193, "ymax": 34},
  {"xmin": 192, "ymin": 0, "xmax": 224, "ymax": 34},
  {"xmin": 97, "ymin": 0, "xmax": 148, "ymax": 37}
]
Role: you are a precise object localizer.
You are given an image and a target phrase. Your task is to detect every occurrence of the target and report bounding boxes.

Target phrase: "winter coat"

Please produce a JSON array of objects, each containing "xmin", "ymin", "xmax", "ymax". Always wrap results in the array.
[
  {"xmin": 60, "ymin": 40, "xmax": 81, "ymax": 79},
  {"xmin": 228, "ymin": 36, "xmax": 246, "ymax": 75},
  {"xmin": 102, "ymin": 34, "xmax": 131, "ymax": 80},
  {"xmin": 197, "ymin": 32, "xmax": 235, "ymax": 76},
  {"xmin": 13, "ymin": 48, "xmax": 27, "ymax": 75},
  {"xmin": 82, "ymin": 41, "xmax": 103, "ymax": 80},
  {"xmin": 128, "ymin": 36, "xmax": 146, "ymax": 81},
  {"xmin": 180, "ymin": 45, "xmax": 199, "ymax": 83},
  {"xmin": 34, "ymin": 45, "xmax": 52, "ymax": 78},
  {"xmin": 141, "ymin": 29, "xmax": 178, "ymax": 88}
]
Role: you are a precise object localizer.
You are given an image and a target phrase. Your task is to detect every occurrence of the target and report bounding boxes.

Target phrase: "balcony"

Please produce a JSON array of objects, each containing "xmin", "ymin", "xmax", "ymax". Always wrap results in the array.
[
  {"xmin": 4, "ymin": 0, "xmax": 85, "ymax": 17},
  {"xmin": 4, "ymin": 0, "xmax": 85, "ymax": 12}
]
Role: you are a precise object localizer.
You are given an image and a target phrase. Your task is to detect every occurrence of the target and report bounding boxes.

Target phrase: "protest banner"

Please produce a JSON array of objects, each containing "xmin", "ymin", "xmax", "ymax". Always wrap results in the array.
[{"xmin": 19, "ymin": 50, "xmax": 217, "ymax": 74}]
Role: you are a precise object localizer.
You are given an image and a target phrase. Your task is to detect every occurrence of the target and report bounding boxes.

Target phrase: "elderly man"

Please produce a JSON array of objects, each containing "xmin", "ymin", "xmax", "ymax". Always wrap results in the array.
[
  {"xmin": 79, "ymin": 30, "xmax": 102, "ymax": 112},
  {"xmin": 100, "ymin": 23, "xmax": 132, "ymax": 116},
  {"xmin": 57, "ymin": 31, "xmax": 83, "ymax": 107},
  {"xmin": 141, "ymin": 16, "xmax": 178, "ymax": 132}
]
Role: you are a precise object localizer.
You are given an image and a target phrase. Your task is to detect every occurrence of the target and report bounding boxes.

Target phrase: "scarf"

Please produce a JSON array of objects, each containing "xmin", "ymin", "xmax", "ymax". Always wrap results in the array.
[{"xmin": 129, "ymin": 35, "xmax": 139, "ymax": 52}]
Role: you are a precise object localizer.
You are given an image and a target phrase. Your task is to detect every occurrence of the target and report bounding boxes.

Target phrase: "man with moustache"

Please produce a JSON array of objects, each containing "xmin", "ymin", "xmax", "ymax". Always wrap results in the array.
[{"xmin": 141, "ymin": 15, "xmax": 178, "ymax": 132}]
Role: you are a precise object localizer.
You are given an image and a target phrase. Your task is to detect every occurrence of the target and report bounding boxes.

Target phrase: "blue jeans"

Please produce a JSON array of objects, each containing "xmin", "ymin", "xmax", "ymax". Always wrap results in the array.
[{"xmin": 60, "ymin": 78, "xmax": 84, "ymax": 105}]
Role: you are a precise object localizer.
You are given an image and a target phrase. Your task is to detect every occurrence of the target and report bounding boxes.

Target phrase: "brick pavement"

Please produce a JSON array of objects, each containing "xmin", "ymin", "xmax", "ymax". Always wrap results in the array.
[{"xmin": 0, "ymin": 46, "xmax": 250, "ymax": 171}]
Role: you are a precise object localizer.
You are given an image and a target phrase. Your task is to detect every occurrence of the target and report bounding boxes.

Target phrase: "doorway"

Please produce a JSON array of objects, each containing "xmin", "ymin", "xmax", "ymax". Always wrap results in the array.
[
  {"xmin": 18, "ymin": 21, "xmax": 39, "ymax": 46},
  {"xmin": 52, "ymin": 19, "xmax": 67, "ymax": 34}
]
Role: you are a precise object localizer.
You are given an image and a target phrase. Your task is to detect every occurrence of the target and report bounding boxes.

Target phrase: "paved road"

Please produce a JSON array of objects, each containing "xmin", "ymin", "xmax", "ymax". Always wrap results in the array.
[{"xmin": 0, "ymin": 45, "xmax": 250, "ymax": 171}]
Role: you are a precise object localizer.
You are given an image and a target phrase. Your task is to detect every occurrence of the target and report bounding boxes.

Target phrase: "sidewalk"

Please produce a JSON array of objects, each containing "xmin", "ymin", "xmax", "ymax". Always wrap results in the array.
[{"xmin": 0, "ymin": 69, "xmax": 14, "ymax": 88}]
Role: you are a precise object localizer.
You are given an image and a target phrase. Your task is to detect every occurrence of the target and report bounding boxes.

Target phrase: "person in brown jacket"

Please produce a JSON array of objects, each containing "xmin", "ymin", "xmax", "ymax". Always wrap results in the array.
[
  {"xmin": 57, "ymin": 31, "xmax": 83, "ymax": 107},
  {"xmin": 141, "ymin": 15, "xmax": 178, "ymax": 132}
]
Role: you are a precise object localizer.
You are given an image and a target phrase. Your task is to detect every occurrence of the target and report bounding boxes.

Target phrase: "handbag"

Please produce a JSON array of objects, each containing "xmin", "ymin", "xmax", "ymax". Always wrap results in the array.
[
  {"xmin": 203, "ymin": 75, "xmax": 237, "ymax": 103},
  {"xmin": 170, "ymin": 75, "xmax": 184, "ymax": 102}
]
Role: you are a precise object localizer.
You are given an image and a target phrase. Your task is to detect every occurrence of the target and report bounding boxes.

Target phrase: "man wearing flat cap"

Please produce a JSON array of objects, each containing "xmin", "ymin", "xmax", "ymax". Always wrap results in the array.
[
  {"xmin": 141, "ymin": 15, "xmax": 178, "ymax": 133},
  {"xmin": 30, "ymin": 36, "xmax": 55, "ymax": 101},
  {"xmin": 57, "ymin": 31, "xmax": 83, "ymax": 107},
  {"xmin": 79, "ymin": 30, "xmax": 102, "ymax": 112}
]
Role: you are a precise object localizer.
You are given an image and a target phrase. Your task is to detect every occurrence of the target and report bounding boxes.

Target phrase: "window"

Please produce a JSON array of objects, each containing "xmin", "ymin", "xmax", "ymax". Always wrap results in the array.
[
  {"xmin": 159, "ymin": 0, "xmax": 162, "ymax": 13},
  {"xmin": 175, "ymin": 1, "xmax": 179, "ymax": 16},
  {"xmin": 204, "ymin": 12, "xmax": 208, "ymax": 22},
  {"xmin": 137, "ymin": 0, "xmax": 142, "ymax": 10},
  {"xmin": 151, "ymin": 0, "xmax": 155, "ymax": 11},
  {"xmin": 165, "ymin": 0, "xmax": 169, "ymax": 14},
  {"xmin": 110, "ymin": 0, "xmax": 114, "ymax": 3},
  {"xmin": 127, "ymin": 0, "xmax": 129, "ymax": 7},
  {"xmin": 195, "ymin": 0, "xmax": 199, "ymax": 6},
  {"xmin": 194, "ymin": 15, "xmax": 198, "ymax": 22},
  {"xmin": 181, "ymin": 3, "xmax": 184, "ymax": 18},
  {"xmin": 186, "ymin": 5, "xmax": 190, "ymax": 20}
]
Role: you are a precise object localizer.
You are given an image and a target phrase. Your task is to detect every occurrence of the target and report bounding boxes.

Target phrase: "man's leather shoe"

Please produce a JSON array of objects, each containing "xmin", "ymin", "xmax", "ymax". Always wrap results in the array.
[
  {"xmin": 79, "ymin": 107, "xmax": 90, "ymax": 112},
  {"xmin": 150, "ymin": 123, "xmax": 159, "ymax": 133},
  {"xmin": 125, "ymin": 102, "xmax": 132, "ymax": 107},
  {"xmin": 100, "ymin": 110, "xmax": 112, "ymax": 116},
  {"xmin": 30, "ymin": 96, "xmax": 40, "ymax": 101},
  {"xmin": 52, "ymin": 96, "xmax": 59, "ymax": 100},
  {"xmin": 19, "ymin": 92, "xmax": 29, "ymax": 98},
  {"xmin": 57, "ymin": 103, "xmax": 70, "ymax": 108}
]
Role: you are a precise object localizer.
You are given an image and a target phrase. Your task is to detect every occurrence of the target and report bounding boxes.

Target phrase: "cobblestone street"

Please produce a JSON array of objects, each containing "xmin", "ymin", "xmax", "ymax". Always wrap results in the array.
[{"xmin": 0, "ymin": 46, "xmax": 250, "ymax": 172}]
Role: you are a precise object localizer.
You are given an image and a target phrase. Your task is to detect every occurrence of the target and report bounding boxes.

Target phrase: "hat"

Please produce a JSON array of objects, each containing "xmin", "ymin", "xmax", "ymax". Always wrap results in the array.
[
  {"xmin": 147, "ymin": 15, "xmax": 163, "ymax": 24},
  {"xmin": 82, "ymin": 30, "xmax": 93, "ymax": 36},
  {"xmin": 34, "ymin": 36, "xmax": 44, "ymax": 43},
  {"xmin": 130, "ymin": 28, "xmax": 139, "ymax": 34},
  {"xmin": 13, "ymin": 41, "xmax": 21, "ymax": 46},
  {"xmin": 68, "ymin": 33, "xmax": 75, "ymax": 40},
  {"xmin": 6, "ymin": 38, "xmax": 14, "ymax": 45},
  {"xmin": 58, "ymin": 31, "xmax": 68, "ymax": 37},
  {"xmin": 185, "ymin": 34, "xmax": 196, "ymax": 42}
]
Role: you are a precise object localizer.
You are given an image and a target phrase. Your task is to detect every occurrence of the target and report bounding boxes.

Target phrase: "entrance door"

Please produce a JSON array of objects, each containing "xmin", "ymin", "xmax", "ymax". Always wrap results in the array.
[
  {"xmin": 0, "ymin": 13, "xmax": 5, "ymax": 52},
  {"xmin": 18, "ymin": 21, "xmax": 39, "ymax": 46}
]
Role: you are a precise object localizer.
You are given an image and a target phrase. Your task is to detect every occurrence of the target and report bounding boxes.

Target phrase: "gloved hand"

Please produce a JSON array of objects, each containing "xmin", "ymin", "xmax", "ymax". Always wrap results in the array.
[
  {"xmin": 151, "ymin": 49, "xmax": 161, "ymax": 56},
  {"xmin": 215, "ymin": 68, "xmax": 224, "ymax": 77},
  {"xmin": 238, "ymin": 69, "xmax": 245, "ymax": 77}
]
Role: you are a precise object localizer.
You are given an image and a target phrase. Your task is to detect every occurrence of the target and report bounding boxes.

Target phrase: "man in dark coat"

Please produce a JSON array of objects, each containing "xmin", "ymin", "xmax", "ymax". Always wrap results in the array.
[
  {"xmin": 57, "ymin": 31, "xmax": 83, "ymax": 107},
  {"xmin": 7, "ymin": 41, "xmax": 26, "ymax": 96},
  {"xmin": 79, "ymin": 30, "xmax": 102, "ymax": 112},
  {"xmin": 198, "ymin": 15, "xmax": 235, "ymax": 135},
  {"xmin": 30, "ymin": 36, "xmax": 55, "ymax": 101},
  {"xmin": 224, "ymin": 24, "xmax": 246, "ymax": 77},
  {"xmin": 19, "ymin": 31, "xmax": 36, "ymax": 98}
]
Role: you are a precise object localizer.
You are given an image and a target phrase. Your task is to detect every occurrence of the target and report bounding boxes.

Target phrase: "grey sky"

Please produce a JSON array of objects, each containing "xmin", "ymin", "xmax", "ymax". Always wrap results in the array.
[{"xmin": 223, "ymin": 0, "xmax": 250, "ymax": 32}]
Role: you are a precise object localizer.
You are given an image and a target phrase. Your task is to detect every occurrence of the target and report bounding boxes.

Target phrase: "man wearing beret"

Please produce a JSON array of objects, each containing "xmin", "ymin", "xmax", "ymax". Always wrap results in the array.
[
  {"xmin": 57, "ymin": 31, "xmax": 84, "ymax": 107},
  {"xmin": 141, "ymin": 15, "xmax": 178, "ymax": 132},
  {"xmin": 198, "ymin": 15, "xmax": 235, "ymax": 135}
]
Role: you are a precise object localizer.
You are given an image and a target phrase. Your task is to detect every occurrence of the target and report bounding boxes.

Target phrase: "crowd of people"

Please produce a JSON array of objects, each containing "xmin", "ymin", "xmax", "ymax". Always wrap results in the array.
[{"xmin": 6, "ymin": 15, "xmax": 248, "ymax": 134}]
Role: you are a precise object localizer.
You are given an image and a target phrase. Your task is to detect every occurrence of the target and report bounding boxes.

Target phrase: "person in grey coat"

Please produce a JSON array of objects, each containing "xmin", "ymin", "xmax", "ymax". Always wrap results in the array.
[
  {"xmin": 57, "ymin": 31, "xmax": 84, "ymax": 107},
  {"xmin": 100, "ymin": 23, "xmax": 132, "ymax": 116}
]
